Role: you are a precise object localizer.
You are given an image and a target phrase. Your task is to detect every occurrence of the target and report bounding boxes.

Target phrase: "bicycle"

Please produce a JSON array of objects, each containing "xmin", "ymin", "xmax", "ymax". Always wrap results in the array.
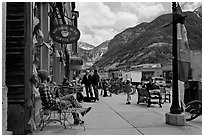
[{"xmin": 183, "ymin": 100, "xmax": 202, "ymax": 121}]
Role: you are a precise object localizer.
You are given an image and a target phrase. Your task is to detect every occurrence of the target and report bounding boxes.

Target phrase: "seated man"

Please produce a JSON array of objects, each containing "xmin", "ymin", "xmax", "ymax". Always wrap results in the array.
[
  {"xmin": 37, "ymin": 70, "xmax": 92, "ymax": 125},
  {"xmin": 146, "ymin": 78, "xmax": 162, "ymax": 103}
]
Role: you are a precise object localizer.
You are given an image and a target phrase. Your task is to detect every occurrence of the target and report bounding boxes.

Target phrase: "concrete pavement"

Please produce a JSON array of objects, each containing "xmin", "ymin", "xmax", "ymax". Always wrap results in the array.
[{"xmin": 33, "ymin": 91, "xmax": 202, "ymax": 135}]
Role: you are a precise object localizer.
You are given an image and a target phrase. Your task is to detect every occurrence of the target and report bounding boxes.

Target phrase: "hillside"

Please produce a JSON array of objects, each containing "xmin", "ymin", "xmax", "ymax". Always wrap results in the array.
[
  {"xmin": 78, "ymin": 41, "xmax": 110, "ymax": 69},
  {"xmin": 90, "ymin": 40, "xmax": 110, "ymax": 63},
  {"xmin": 93, "ymin": 11, "xmax": 202, "ymax": 70}
]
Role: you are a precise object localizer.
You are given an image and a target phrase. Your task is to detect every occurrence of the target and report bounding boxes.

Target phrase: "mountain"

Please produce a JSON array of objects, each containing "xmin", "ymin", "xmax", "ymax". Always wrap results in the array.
[
  {"xmin": 78, "ymin": 41, "xmax": 95, "ymax": 51},
  {"xmin": 93, "ymin": 11, "xmax": 202, "ymax": 71},
  {"xmin": 77, "ymin": 42, "xmax": 94, "ymax": 69},
  {"xmin": 78, "ymin": 41, "xmax": 109, "ymax": 69},
  {"xmin": 90, "ymin": 40, "xmax": 110, "ymax": 63}
]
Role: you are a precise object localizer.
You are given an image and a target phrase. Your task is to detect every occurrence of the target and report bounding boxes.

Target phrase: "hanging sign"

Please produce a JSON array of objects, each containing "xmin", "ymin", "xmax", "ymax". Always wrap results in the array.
[
  {"xmin": 69, "ymin": 57, "xmax": 83, "ymax": 70},
  {"xmin": 50, "ymin": 24, "xmax": 80, "ymax": 44}
]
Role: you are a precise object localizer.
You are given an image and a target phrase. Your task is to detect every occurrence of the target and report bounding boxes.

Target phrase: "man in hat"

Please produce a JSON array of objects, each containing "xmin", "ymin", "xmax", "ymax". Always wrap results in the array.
[{"xmin": 37, "ymin": 70, "xmax": 92, "ymax": 125}]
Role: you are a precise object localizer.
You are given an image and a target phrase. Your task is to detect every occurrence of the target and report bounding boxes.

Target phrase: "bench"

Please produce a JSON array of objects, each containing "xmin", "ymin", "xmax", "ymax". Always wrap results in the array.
[{"xmin": 137, "ymin": 88, "xmax": 162, "ymax": 107}]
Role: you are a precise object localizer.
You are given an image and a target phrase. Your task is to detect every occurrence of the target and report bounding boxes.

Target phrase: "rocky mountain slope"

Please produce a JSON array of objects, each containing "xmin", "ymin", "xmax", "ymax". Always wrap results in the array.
[
  {"xmin": 78, "ymin": 41, "xmax": 109, "ymax": 69},
  {"xmin": 92, "ymin": 11, "xmax": 202, "ymax": 70},
  {"xmin": 90, "ymin": 40, "xmax": 110, "ymax": 63}
]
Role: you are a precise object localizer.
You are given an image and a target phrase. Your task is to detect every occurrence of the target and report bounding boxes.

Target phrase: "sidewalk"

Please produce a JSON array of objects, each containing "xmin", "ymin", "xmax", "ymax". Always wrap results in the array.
[{"xmin": 33, "ymin": 92, "xmax": 202, "ymax": 135}]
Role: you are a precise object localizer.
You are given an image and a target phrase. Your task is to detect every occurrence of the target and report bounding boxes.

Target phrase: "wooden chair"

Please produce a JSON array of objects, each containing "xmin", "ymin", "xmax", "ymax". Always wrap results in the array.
[
  {"xmin": 159, "ymin": 87, "xmax": 171, "ymax": 103},
  {"xmin": 137, "ymin": 88, "xmax": 162, "ymax": 107}
]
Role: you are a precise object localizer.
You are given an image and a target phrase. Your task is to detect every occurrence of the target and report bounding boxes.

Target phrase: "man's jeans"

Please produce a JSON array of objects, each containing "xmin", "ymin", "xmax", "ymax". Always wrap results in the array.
[
  {"xmin": 93, "ymin": 85, "xmax": 99, "ymax": 100},
  {"xmin": 60, "ymin": 94, "xmax": 83, "ymax": 122},
  {"xmin": 85, "ymin": 85, "xmax": 93, "ymax": 98}
]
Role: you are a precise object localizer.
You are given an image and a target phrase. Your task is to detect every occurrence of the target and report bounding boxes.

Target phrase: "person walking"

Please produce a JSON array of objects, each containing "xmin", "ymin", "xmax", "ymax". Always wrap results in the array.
[
  {"xmin": 82, "ymin": 70, "xmax": 93, "ymax": 98},
  {"xmin": 125, "ymin": 80, "xmax": 132, "ymax": 104},
  {"xmin": 91, "ymin": 69, "xmax": 100, "ymax": 101}
]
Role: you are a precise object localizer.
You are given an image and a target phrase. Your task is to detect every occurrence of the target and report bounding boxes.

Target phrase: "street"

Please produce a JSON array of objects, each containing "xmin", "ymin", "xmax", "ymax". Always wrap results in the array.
[{"xmin": 33, "ymin": 91, "xmax": 202, "ymax": 135}]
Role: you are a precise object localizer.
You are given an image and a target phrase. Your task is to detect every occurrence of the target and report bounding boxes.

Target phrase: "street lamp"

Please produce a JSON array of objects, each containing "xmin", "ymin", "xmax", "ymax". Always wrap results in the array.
[
  {"xmin": 170, "ymin": 2, "xmax": 182, "ymax": 114},
  {"xmin": 165, "ymin": 2, "xmax": 186, "ymax": 126}
]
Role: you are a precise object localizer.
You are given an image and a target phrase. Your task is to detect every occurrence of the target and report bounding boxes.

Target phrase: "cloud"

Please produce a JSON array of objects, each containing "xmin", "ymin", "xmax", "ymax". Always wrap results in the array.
[
  {"xmin": 79, "ymin": 27, "xmax": 117, "ymax": 46},
  {"xmin": 76, "ymin": 2, "xmax": 139, "ymax": 45},
  {"xmin": 76, "ymin": 2, "xmax": 115, "ymax": 29},
  {"xmin": 121, "ymin": 2, "xmax": 165, "ymax": 19},
  {"xmin": 92, "ymin": 28, "xmax": 118, "ymax": 45},
  {"xmin": 115, "ymin": 11, "xmax": 139, "ymax": 30}
]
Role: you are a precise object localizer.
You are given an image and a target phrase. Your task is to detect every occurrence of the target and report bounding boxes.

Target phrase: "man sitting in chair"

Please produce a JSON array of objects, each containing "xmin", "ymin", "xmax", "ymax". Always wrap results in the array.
[
  {"xmin": 37, "ymin": 70, "xmax": 92, "ymax": 125},
  {"xmin": 146, "ymin": 78, "xmax": 159, "ymax": 91},
  {"xmin": 146, "ymin": 78, "xmax": 162, "ymax": 103}
]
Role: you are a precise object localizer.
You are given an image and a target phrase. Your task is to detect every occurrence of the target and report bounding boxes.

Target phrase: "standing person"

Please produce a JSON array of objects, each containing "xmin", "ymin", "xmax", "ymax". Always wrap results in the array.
[
  {"xmin": 99, "ymin": 79, "xmax": 103, "ymax": 95},
  {"xmin": 125, "ymin": 80, "xmax": 132, "ymax": 104},
  {"xmin": 91, "ymin": 69, "xmax": 100, "ymax": 101},
  {"xmin": 82, "ymin": 70, "xmax": 93, "ymax": 98},
  {"xmin": 102, "ymin": 79, "xmax": 108, "ymax": 97}
]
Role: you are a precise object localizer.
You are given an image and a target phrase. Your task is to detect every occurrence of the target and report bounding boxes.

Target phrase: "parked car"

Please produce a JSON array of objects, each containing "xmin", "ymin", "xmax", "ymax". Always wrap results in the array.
[{"xmin": 152, "ymin": 77, "xmax": 166, "ymax": 87}]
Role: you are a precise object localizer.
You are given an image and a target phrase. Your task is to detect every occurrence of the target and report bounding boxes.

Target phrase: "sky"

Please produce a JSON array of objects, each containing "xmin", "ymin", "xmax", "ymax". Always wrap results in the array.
[{"xmin": 75, "ymin": 1, "xmax": 202, "ymax": 46}]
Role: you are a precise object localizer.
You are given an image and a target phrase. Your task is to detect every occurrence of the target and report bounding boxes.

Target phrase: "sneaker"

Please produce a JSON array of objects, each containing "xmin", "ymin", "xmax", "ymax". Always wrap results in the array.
[
  {"xmin": 73, "ymin": 120, "xmax": 84, "ymax": 125},
  {"xmin": 81, "ymin": 107, "xmax": 92, "ymax": 116},
  {"xmin": 126, "ymin": 102, "xmax": 131, "ymax": 105}
]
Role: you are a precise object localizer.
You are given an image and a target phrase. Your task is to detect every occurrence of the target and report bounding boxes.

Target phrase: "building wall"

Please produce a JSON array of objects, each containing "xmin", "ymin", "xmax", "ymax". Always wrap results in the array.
[
  {"xmin": 122, "ymin": 71, "xmax": 131, "ymax": 81},
  {"xmin": 2, "ymin": 3, "xmax": 12, "ymax": 134},
  {"xmin": 191, "ymin": 50, "xmax": 202, "ymax": 81},
  {"xmin": 40, "ymin": 3, "xmax": 50, "ymax": 71},
  {"xmin": 2, "ymin": 2, "xmax": 7, "ymax": 134},
  {"xmin": 161, "ymin": 50, "xmax": 202, "ymax": 81}
]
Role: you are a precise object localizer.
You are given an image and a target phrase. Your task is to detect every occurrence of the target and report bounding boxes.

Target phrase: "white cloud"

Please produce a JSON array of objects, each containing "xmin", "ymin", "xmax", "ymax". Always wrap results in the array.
[
  {"xmin": 78, "ymin": 30, "xmax": 95, "ymax": 46},
  {"xmin": 92, "ymin": 28, "xmax": 118, "ymax": 44},
  {"xmin": 76, "ymin": 2, "xmax": 139, "ymax": 45},
  {"xmin": 76, "ymin": 2, "xmax": 115, "ymax": 29},
  {"xmin": 121, "ymin": 2, "xmax": 165, "ymax": 19},
  {"xmin": 79, "ymin": 27, "xmax": 117, "ymax": 46},
  {"xmin": 115, "ymin": 11, "xmax": 139, "ymax": 30}
]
